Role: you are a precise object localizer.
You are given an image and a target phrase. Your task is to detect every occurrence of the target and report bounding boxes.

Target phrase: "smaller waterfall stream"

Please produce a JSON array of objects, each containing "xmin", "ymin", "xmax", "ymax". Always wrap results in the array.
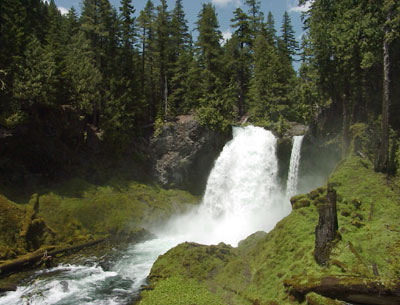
[{"xmin": 286, "ymin": 135, "xmax": 304, "ymax": 199}]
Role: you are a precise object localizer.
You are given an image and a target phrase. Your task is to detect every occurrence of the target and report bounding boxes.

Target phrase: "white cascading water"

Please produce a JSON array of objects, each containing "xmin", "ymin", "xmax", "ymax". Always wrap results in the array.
[
  {"xmin": 160, "ymin": 126, "xmax": 290, "ymax": 246},
  {"xmin": 285, "ymin": 135, "xmax": 304, "ymax": 199},
  {"xmin": 0, "ymin": 126, "xmax": 292, "ymax": 305}
]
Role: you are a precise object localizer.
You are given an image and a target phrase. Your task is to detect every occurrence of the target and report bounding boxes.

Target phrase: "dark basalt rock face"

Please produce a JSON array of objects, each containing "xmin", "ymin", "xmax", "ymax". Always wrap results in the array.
[{"xmin": 150, "ymin": 115, "xmax": 231, "ymax": 195}]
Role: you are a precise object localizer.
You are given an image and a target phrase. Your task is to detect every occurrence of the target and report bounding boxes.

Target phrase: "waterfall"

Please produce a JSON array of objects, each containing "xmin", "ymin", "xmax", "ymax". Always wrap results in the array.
[
  {"xmin": 0, "ymin": 126, "xmax": 292, "ymax": 305},
  {"xmin": 286, "ymin": 135, "xmax": 304, "ymax": 199},
  {"xmin": 161, "ymin": 126, "xmax": 291, "ymax": 246},
  {"xmin": 202, "ymin": 126, "xmax": 279, "ymax": 217}
]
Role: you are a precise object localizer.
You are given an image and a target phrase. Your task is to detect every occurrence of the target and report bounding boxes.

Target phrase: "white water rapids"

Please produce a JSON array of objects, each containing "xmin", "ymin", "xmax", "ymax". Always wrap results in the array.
[{"xmin": 0, "ymin": 126, "xmax": 299, "ymax": 305}]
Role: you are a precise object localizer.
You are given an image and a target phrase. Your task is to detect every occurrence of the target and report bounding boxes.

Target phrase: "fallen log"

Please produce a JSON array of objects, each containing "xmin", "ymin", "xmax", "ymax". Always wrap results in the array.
[
  {"xmin": 0, "ymin": 239, "xmax": 105, "ymax": 278},
  {"xmin": 284, "ymin": 276, "xmax": 400, "ymax": 305}
]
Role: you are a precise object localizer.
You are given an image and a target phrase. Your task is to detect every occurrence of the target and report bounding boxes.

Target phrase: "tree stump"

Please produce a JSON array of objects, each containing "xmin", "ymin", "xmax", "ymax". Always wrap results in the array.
[{"xmin": 314, "ymin": 184, "xmax": 339, "ymax": 265}]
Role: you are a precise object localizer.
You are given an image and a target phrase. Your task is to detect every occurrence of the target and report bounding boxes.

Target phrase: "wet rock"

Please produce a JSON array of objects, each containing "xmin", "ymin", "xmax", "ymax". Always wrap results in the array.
[
  {"xmin": 150, "ymin": 115, "xmax": 231, "ymax": 195},
  {"xmin": 60, "ymin": 280, "xmax": 69, "ymax": 293},
  {"xmin": 0, "ymin": 284, "xmax": 17, "ymax": 293}
]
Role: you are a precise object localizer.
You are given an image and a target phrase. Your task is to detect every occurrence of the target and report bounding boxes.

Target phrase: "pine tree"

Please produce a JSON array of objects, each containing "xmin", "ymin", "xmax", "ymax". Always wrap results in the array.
[
  {"xmin": 119, "ymin": 0, "xmax": 136, "ymax": 51},
  {"xmin": 245, "ymin": 0, "xmax": 263, "ymax": 40},
  {"xmin": 171, "ymin": 0, "xmax": 190, "ymax": 55},
  {"xmin": 138, "ymin": 0, "xmax": 157, "ymax": 121},
  {"xmin": 230, "ymin": 7, "xmax": 252, "ymax": 117},
  {"xmin": 265, "ymin": 11, "xmax": 276, "ymax": 45},
  {"xmin": 80, "ymin": 0, "xmax": 116, "ymax": 126},
  {"xmin": 66, "ymin": 7, "xmax": 79, "ymax": 39},
  {"xmin": 65, "ymin": 32, "xmax": 102, "ymax": 117},
  {"xmin": 168, "ymin": 0, "xmax": 192, "ymax": 116},
  {"xmin": 195, "ymin": 3, "xmax": 223, "ymax": 83},
  {"xmin": 13, "ymin": 37, "xmax": 57, "ymax": 107},
  {"xmin": 280, "ymin": 11, "xmax": 298, "ymax": 61},
  {"xmin": 45, "ymin": 0, "xmax": 69, "ymax": 104},
  {"xmin": 155, "ymin": 0, "xmax": 171, "ymax": 119},
  {"xmin": 195, "ymin": 3, "xmax": 233, "ymax": 130}
]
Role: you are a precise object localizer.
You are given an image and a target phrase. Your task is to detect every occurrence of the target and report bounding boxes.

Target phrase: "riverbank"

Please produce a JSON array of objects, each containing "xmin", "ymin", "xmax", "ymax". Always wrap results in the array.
[{"xmin": 0, "ymin": 178, "xmax": 198, "ymax": 291}]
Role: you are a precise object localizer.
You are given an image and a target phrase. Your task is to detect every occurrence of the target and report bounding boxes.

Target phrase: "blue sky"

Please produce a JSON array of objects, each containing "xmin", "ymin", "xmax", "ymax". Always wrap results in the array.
[{"xmin": 53, "ymin": 0, "xmax": 309, "ymax": 42}]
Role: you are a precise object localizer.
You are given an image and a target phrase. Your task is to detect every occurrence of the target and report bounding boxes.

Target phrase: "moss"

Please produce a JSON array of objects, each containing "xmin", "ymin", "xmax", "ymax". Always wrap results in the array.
[
  {"xmin": 350, "ymin": 198, "xmax": 362, "ymax": 209},
  {"xmin": 0, "ymin": 195, "xmax": 26, "ymax": 258},
  {"xmin": 0, "ymin": 178, "xmax": 198, "ymax": 265},
  {"xmin": 140, "ymin": 155, "xmax": 400, "ymax": 304},
  {"xmin": 139, "ymin": 276, "xmax": 225, "ymax": 305},
  {"xmin": 293, "ymin": 198, "xmax": 311, "ymax": 210},
  {"xmin": 306, "ymin": 292, "xmax": 344, "ymax": 305},
  {"xmin": 289, "ymin": 194, "xmax": 307, "ymax": 206},
  {"xmin": 34, "ymin": 179, "xmax": 198, "ymax": 242}
]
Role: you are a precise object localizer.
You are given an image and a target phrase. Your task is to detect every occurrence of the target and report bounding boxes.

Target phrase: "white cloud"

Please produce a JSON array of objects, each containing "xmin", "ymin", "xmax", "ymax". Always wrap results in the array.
[
  {"xmin": 211, "ymin": 0, "xmax": 241, "ymax": 7},
  {"xmin": 287, "ymin": 0, "xmax": 313, "ymax": 13},
  {"xmin": 42, "ymin": 0, "xmax": 69, "ymax": 15},
  {"xmin": 221, "ymin": 29, "xmax": 232, "ymax": 45},
  {"xmin": 58, "ymin": 6, "xmax": 68, "ymax": 15}
]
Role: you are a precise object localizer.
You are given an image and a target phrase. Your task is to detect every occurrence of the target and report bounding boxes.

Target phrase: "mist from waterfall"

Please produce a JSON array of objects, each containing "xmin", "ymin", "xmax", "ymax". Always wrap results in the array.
[{"xmin": 286, "ymin": 135, "xmax": 304, "ymax": 199}]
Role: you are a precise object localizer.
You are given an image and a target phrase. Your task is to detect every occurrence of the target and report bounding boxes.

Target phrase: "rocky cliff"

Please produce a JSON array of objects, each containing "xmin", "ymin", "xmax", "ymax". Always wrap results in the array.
[{"xmin": 150, "ymin": 115, "xmax": 231, "ymax": 195}]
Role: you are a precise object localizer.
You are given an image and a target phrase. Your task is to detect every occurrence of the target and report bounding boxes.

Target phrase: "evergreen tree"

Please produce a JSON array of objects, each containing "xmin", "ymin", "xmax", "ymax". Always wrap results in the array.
[
  {"xmin": 119, "ymin": 0, "xmax": 136, "ymax": 51},
  {"xmin": 168, "ymin": 0, "xmax": 192, "ymax": 116},
  {"xmin": 244, "ymin": 0, "xmax": 263, "ymax": 40},
  {"xmin": 279, "ymin": 11, "xmax": 298, "ymax": 61},
  {"xmin": 265, "ymin": 11, "xmax": 276, "ymax": 45},
  {"xmin": 66, "ymin": 7, "xmax": 79, "ymax": 39},
  {"xmin": 13, "ymin": 37, "xmax": 57, "ymax": 107},
  {"xmin": 138, "ymin": 0, "xmax": 157, "ymax": 121},
  {"xmin": 65, "ymin": 32, "xmax": 102, "ymax": 118},
  {"xmin": 249, "ymin": 29, "xmax": 297, "ymax": 123},
  {"xmin": 45, "ymin": 0, "xmax": 69, "ymax": 104},
  {"xmin": 170, "ymin": 0, "xmax": 190, "ymax": 55},
  {"xmin": 195, "ymin": 3, "xmax": 223, "ymax": 83},
  {"xmin": 155, "ymin": 0, "xmax": 171, "ymax": 119},
  {"xmin": 230, "ymin": 7, "xmax": 252, "ymax": 117},
  {"xmin": 195, "ymin": 3, "xmax": 233, "ymax": 130}
]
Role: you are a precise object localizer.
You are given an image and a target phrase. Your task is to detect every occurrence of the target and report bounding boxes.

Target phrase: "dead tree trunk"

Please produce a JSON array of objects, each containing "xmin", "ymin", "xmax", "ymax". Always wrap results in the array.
[
  {"xmin": 314, "ymin": 184, "xmax": 339, "ymax": 265},
  {"xmin": 376, "ymin": 4, "xmax": 393, "ymax": 173},
  {"xmin": 0, "ymin": 239, "xmax": 105, "ymax": 278},
  {"xmin": 284, "ymin": 276, "xmax": 400, "ymax": 305}
]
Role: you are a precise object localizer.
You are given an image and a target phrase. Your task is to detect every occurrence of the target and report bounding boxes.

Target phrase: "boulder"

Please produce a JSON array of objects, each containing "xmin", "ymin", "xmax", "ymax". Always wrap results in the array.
[{"xmin": 150, "ymin": 115, "xmax": 231, "ymax": 195}]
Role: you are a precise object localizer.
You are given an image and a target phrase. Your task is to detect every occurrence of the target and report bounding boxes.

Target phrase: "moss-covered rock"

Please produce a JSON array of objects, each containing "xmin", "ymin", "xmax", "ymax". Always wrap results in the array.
[{"xmin": 293, "ymin": 198, "xmax": 311, "ymax": 209}]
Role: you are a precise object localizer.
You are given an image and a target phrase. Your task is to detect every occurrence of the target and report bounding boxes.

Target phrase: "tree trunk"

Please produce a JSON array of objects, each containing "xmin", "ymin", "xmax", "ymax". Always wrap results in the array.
[
  {"xmin": 342, "ymin": 93, "xmax": 350, "ymax": 151},
  {"xmin": 284, "ymin": 276, "xmax": 400, "ymax": 305},
  {"xmin": 376, "ymin": 8, "xmax": 392, "ymax": 173},
  {"xmin": 0, "ymin": 239, "xmax": 105, "ymax": 278},
  {"xmin": 314, "ymin": 184, "xmax": 339, "ymax": 266}
]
